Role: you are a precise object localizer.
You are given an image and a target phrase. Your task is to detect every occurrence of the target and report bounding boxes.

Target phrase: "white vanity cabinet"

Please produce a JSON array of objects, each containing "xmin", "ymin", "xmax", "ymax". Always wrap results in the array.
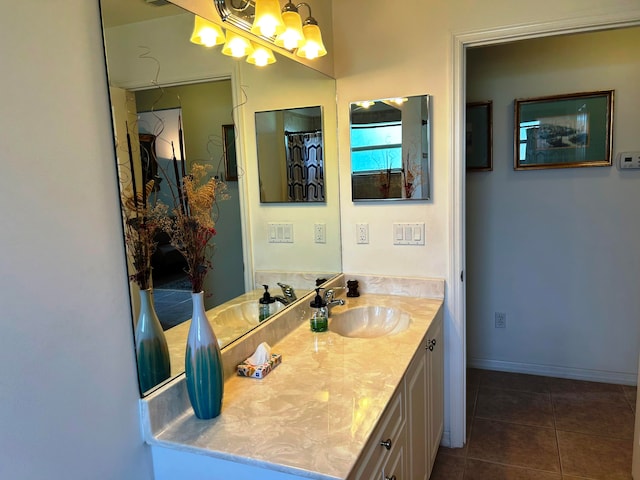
[
  {"xmin": 349, "ymin": 310, "xmax": 444, "ymax": 480},
  {"xmin": 405, "ymin": 310, "xmax": 443, "ymax": 480}
]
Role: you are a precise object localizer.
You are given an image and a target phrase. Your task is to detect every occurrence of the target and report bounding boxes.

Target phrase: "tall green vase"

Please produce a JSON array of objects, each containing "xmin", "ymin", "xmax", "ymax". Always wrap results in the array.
[
  {"xmin": 135, "ymin": 288, "xmax": 171, "ymax": 393},
  {"xmin": 185, "ymin": 291, "xmax": 224, "ymax": 419}
]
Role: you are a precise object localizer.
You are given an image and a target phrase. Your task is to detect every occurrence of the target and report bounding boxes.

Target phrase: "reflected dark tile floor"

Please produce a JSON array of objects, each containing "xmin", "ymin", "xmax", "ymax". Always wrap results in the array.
[{"xmin": 152, "ymin": 288, "xmax": 191, "ymax": 330}]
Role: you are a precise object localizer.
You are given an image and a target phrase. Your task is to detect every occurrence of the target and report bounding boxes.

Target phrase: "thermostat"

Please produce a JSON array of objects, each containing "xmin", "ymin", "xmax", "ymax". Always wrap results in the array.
[{"xmin": 617, "ymin": 151, "xmax": 640, "ymax": 169}]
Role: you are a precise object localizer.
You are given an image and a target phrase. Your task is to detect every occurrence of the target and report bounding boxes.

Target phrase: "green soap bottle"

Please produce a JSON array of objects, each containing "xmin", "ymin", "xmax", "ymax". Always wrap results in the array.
[{"xmin": 309, "ymin": 288, "xmax": 328, "ymax": 332}]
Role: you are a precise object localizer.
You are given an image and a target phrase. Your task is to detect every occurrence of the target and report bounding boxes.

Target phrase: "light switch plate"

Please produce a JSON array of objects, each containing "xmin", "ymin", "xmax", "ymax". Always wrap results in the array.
[
  {"xmin": 393, "ymin": 223, "xmax": 425, "ymax": 245},
  {"xmin": 268, "ymin": 223, "xmax": 294, "ymax": 243}
]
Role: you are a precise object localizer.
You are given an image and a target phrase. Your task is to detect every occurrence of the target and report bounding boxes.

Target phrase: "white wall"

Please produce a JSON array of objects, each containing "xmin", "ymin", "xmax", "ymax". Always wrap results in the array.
[
  {"xmin": 333, "ymin": 0, "xmax": 640, "ymax": 447},
  {"xmin": 237, "ymin": 59, "xmax": 341, "ymax": 275},
  {"xmin": 466, "ymin": 28, "xmax": 640, "ymax": 382},
  {"xmin": 0, "ymin": 1, "xmax": 153, "ymax": 479}
]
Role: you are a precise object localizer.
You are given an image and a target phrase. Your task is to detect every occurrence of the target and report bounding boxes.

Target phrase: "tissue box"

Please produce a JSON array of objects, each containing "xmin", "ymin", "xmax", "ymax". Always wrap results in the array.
[{"xmin": 237, "ymin": 353, "xmax": 282, "ymax": 379}]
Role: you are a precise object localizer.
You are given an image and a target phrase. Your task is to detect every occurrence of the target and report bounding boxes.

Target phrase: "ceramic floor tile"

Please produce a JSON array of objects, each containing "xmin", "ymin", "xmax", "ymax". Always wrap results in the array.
[
  {"xmin": 557, "ymin": 430, "xmax": 633, "ymax": 479},
  {"xmin": 467, "ymin": 418, "xmax": 560, "ymax": 472},
  {"xmin": 476, "ymin": 387, "xmax": 554, "ymax": 427},
  {"xmin": 463, "ymin": 458, "xmax": 562, "ymax": 480},
  {"xmin": 467, "ymin": 385, "xmax": 478, "ymax": 438},
  {"xmin": 429, "ymin": 452, "xmax": 466, "ymax": 480},
  {"xmin": 622, "ymin": 385, "xmax": 637, "ymax": 411},
  {"xmin": 553, "ymin": 396, "xmax": 635, "ymax": 440},
  {"xmin": 467, "ymin": 368, "xmax": 483, "ymax": 390},
  {"xmin": 548, "ymin": 377, "xmax": 628, "ymax": 406},
  {"xmin": 480, "ymin": 370, "xmax": 551, "ymax": 393},
  {"xmin": 438, "ymin": 444, "xmax": 468, "ymax": 458}
]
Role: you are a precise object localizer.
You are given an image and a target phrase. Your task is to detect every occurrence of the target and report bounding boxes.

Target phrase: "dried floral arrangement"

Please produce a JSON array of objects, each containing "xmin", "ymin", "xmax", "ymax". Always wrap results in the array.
[
  {"xmin": 121, "ymin": 179, "xmax": 168, "ymax": 290},
  {"xmin": 160, "ymin": 163, "xmax": 228, "ymax": 293}
]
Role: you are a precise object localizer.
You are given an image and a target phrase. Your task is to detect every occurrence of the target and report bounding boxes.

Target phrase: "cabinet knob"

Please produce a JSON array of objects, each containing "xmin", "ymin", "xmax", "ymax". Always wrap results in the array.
[
  {"xmin": 426, "ymin": 338, "xmax": 437, "ymax": 351},
  {"xmin": 379, "ymin": 438, "xmax": 392, "ymax": 450}
]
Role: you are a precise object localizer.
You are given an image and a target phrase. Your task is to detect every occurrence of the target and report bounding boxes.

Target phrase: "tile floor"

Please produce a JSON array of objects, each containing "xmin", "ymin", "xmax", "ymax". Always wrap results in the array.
[{"xmin": 431, "ymin": 369, "xmax": 637, "ymax": 480}]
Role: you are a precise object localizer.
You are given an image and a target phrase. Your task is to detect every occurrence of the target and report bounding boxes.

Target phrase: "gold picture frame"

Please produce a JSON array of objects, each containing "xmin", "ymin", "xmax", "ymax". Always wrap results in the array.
[{"xmin": 514, "ymin": 90, "xmax": 613, "ymax": 170}]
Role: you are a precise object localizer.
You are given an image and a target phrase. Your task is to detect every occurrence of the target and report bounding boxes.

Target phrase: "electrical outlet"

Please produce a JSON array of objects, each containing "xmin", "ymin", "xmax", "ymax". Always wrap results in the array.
[
  {"xmin": 314, "ymin": 223, "xmax": 326, "ymax": 243},
  {"xmin": 356, "ymin": 223, "xmax": 369, "ymax": 244},
  {"xmin": 494, "ymin": 312, "xmax": 506, "ymax": 328}
]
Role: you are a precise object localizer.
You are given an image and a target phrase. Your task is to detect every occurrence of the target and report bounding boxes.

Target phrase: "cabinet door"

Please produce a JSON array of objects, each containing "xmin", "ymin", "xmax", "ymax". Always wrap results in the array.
[
  {"xmin": 350, "ymin": 389, "xmax": 405, "ymax": 480},
  {"xmin": 427, "ymin": 313, "xmax": 444, "ymax": 470},
  {"xmin": 405, "ymin": 345, "xmax": 428, "ymax": 480}
]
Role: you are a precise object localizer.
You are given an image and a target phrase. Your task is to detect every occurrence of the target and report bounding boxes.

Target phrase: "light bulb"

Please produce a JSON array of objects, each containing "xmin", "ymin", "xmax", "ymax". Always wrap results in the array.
[
  {"xmin": 247, "ymin": 45, "xmax": 276, "ymax": 66},
  {"xmin": 199, "ymin": 27, "xmax": 222, "ymax": 47},
  {"xmin": 190, "ymin": 16, "xmax": 225, "ymax": 47},
  {"xmin": 222, "ymin": 32, "xmax": 254, "ymax": 58},
  {"xmin": 296, "ymin": 23, "xmax": 327, "ymax": 59},
  {"xmin": 275, "ymin": 11, "xmax": 304, "ymax": 50},
  {"xmin": 251, "ymin": 0, "xmax": 284, "ymax": 37}
]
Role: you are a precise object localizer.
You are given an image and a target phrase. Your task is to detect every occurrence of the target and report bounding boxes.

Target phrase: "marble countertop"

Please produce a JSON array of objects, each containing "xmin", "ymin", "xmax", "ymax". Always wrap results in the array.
[{"xmin": 149, "ymin": 293, "xmax": 443, "ymax": 479}]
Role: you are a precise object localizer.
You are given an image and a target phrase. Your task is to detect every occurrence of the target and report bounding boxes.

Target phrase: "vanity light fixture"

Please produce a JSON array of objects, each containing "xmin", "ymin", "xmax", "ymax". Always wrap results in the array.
[
  {"xmin": 221, "ymin": 30, "xmax": 255, "ymax": 58},
  {"xmin": 246, "ymin": 43, "xmax": 277, "ymax": 66},
  {"xmin": 294, "ymin": 3, "xmax": 326, "ymax": 59},
  {"xmin": 274, "ymin": 2, "xmax": 305, "ymax": 50},
  {"xmin": 190, "ymin": 16, "xmax": 226, "ymax": 47},
  {"xmin": 251, "ymin": 0, "xmax": 285, "ymax": 37},
  {"xmin": 214, "ymin": 0, "xmax": 327, "ymax": 59}
]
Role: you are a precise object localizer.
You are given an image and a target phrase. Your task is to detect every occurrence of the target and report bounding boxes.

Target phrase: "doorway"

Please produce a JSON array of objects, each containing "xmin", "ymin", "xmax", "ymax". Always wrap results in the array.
[{"xmin": 450, "ymin": 14, "xmax": 640, "ymax": 449}]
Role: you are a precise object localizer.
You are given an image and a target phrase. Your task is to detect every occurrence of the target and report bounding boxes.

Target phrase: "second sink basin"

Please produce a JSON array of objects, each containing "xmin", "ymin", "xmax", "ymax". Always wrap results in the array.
[{"xmin": 329, "ymin": 306, "xmax": 411, "ymax": 338}]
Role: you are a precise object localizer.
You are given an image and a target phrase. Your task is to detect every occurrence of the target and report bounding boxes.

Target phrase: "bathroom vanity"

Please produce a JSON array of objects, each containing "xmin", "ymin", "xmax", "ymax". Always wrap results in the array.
[{"xmin": 141, "ymin": 276, "xmax": 444, "ymax": 480}]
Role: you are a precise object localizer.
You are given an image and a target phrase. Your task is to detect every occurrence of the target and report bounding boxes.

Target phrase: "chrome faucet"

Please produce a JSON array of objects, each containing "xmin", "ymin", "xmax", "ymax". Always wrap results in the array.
[
  {"xmin": 323, "ymin": 288, "xmax": 345, "ymax": 315},
  {"xmin": 274, "ymin": 282, "xmax": 297, "ymax": 306}
]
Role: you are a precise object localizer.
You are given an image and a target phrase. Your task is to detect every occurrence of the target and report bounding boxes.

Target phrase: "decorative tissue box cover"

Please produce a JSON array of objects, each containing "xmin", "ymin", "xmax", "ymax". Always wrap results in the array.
[{"xmin": 237, "ymin": 353, "xmax": 282, "ymax": 379}]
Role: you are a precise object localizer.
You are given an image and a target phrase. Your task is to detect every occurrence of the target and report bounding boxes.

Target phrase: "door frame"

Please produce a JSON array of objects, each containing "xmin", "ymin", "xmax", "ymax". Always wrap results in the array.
[{"xmin": 449, "ymin": 12, "xmax": 640, "ymax": 448}]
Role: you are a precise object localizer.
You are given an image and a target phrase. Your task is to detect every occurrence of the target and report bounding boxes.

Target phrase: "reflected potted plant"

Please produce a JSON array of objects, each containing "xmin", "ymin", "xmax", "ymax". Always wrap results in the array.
[
  {"xmin": 121, "ymin": 178, "xmax": 172, "ymax": 393},
  {"xmin": 160, "ymin": 163, "xmax": 228, "ymax": 419}
]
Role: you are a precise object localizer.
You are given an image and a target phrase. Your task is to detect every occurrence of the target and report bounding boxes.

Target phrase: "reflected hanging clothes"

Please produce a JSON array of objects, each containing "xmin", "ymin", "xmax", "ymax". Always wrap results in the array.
[{"xmin": 285, "ymin": 131, "xmax": 324, "ymax": 202}]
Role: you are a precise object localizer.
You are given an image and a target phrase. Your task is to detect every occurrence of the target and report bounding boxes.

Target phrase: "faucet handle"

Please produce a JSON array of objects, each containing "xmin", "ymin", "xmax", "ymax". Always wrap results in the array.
[{"xmin": 277, "ymin": 282, "xmax": 297, "ymax": 301}]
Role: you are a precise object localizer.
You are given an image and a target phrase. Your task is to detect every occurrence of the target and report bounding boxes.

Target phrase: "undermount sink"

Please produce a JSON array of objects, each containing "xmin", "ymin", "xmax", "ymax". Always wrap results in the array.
[
  {"xmin": 329, "ymin": 306, "xmax": 411, "ymax": 338},
  {"xmin": 212, "ymin": 300, "xmax": 284, "ymax": 327}
]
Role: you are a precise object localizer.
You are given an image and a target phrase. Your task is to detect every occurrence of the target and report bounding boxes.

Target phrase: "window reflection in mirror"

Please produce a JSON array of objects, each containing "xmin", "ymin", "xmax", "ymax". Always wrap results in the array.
[
  {"xmin": 255, "ymin": 106, "xmax": 325, "ymax": 203},
  {"xmin": 350, "ymin": 95, "xmax": 432, "ymax": 201}
]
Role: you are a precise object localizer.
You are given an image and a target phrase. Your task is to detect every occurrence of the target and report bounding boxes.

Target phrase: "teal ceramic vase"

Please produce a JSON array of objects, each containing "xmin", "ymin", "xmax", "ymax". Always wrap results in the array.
[
  {"xmin": 135, "ymin": 288, "xmax": 171, "ymax": 393},
  {"xmin": 185, "ymin": 291, "xmax": 224, "ymax": 419}
]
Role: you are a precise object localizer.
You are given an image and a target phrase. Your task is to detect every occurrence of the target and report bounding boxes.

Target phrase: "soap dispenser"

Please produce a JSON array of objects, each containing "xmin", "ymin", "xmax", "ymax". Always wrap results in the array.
[
  {"xmin": 259, "ymin": 285, "xmax": 275, "ymax": 322},
  {"xmin": 309, "ymin": 288, "xmax": 328, "ymax": 332}
]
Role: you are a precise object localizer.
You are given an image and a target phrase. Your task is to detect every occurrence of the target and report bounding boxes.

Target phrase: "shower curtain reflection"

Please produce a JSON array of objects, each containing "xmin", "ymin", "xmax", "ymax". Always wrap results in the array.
[{"xmin": 285, "ymin": 130, "xmax": 324, "ymax": 202}]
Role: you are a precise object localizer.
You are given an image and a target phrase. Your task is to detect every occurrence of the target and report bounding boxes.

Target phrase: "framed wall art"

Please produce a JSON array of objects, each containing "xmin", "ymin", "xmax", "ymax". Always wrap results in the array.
[
  {"xmin": 466, "ymin": 101, "xmax": 493, "ymax": 171},
  {"xmin": 222, "ymin": 124, "xmax": 238, "ymax": 181},
  {"xmin": 514, "ymin": 90, "xmax": 613, "ymax": 170}
]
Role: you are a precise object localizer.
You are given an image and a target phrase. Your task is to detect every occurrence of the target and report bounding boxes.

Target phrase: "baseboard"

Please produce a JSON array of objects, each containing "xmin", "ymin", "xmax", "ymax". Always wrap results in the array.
[
  {"xmin": 440, "ymin": 430, "xmax": 451, "ymax": 448},
  {"xmin": 468, "ymin": 358, "xmax": 637, "ymax": 385}
]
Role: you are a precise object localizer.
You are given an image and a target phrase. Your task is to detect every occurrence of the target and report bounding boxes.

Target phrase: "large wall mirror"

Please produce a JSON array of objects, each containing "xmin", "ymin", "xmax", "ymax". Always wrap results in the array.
[
  {"xmin": 350, "ymin": 95, "xmax": 432, "ymax": 201},
  {"xmin": 100, "ymin": 0, "xmax": 341, "ymax": 396},
  {"xmin": 256, "ymin": 106, "xmax": 325, "ymax": 203}
]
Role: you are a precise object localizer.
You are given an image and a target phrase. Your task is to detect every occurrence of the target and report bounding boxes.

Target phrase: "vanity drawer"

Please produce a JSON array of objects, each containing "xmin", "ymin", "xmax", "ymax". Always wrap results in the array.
[{"xmin": 349, "ymin": 387, "xmax": 406, "ymax": 480}]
